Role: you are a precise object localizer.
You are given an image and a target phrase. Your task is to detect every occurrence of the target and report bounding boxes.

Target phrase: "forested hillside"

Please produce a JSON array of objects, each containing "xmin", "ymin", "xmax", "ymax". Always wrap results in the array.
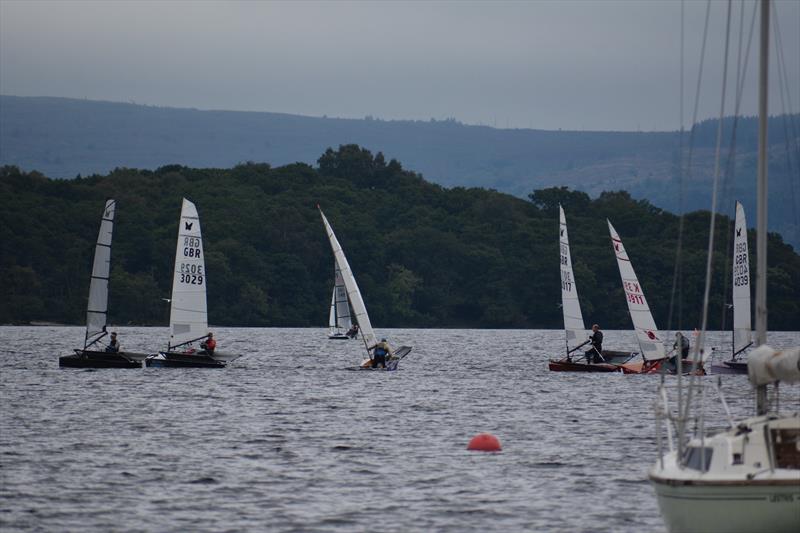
[
  {"xmin": 2, "ymin": 146, "xmax": 798, "ymax": 330},
  {"xmin": 2, "ymin": 96, "xmax": 797, "ymax": 248}
]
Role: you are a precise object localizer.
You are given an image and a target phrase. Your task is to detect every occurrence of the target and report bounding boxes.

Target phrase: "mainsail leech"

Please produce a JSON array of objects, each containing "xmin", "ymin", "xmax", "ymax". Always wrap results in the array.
[{"xmin": 84, "ymin": 199, "xmax": 116, "ymax": 349}]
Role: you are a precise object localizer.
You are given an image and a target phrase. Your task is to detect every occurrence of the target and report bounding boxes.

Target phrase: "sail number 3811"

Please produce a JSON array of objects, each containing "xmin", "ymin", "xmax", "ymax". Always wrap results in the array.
[{"xmin": 179, "ymin": 263, "xmax": 204, "ymax": 285}]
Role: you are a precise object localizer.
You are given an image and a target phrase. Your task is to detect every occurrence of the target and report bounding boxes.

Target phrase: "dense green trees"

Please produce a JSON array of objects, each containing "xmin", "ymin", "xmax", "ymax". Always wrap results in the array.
[{"xmin": 1, "ymin": 146, "xmax": 798, "ymax": 330}]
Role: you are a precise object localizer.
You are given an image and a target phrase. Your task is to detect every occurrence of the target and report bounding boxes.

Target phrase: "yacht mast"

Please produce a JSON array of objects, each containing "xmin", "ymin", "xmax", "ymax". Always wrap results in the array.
[{"xmin": 755, "ymin": 0, "xmax": 769, "ymax": 414}]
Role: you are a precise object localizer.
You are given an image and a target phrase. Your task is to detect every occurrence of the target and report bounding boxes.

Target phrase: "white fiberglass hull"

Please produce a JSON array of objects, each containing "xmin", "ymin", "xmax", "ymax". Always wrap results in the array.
[{"xmin": 650, "ymin": 476, "xmax": 800, "ymax": 533}]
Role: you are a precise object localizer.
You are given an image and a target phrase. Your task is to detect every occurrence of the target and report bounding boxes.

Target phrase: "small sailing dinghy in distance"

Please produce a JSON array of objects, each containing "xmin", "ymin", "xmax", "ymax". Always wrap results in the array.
[
  {"xmin": 318, "ymin": 206, "xmax": 411, "ymax": 370},
  {"xmin": 548, "ymin": 206, "xmax": 636, "ymax": 372},
  {"xmin": 146, "ymin": 199, "xmax": 240, "ymax": 368},
  {"xmin": 60, "ymin": 199, "xmax": 147, "ymax": 368},
  {"xmin": 328, "ymin": 264, "xmax": 355, "ymax": 339},
  {"xmin": 711, "ymin": 202, "xmax": 752, "ymax": 374}
]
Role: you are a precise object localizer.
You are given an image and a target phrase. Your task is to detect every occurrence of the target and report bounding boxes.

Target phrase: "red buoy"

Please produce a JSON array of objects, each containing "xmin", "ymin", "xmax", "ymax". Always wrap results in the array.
[{"xmin": 467, "ymin": 432, "xmax": 502, "ymax": 452}]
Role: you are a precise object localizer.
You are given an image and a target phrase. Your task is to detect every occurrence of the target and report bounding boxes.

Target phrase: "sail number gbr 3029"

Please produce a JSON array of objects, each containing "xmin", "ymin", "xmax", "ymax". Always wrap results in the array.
[{"xmin": 180, "ymin": 236, "xmax": 204, "ymax": 285}]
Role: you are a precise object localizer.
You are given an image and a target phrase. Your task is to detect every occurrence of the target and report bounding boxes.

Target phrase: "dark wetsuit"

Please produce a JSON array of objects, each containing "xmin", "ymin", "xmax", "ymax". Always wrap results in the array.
[
  {"xmin": 105, "ymin": 339, "xmax": 119, "ymax": 353},
  {"xmin": 585, "ymin": 330, "xmax": 604, "ymax": 363},
  {"xmin": 372, "ymin": 344, "xmax": 388, "ymax": 368}
]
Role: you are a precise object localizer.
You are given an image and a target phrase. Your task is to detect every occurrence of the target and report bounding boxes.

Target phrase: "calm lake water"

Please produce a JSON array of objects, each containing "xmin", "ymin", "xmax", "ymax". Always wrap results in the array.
[{"xmin": 2, "ymin": 326, "xmax": 799, "ymax": 532}]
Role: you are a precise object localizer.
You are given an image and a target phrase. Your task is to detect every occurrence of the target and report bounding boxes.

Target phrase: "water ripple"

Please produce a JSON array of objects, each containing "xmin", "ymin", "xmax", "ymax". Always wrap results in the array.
[{"xmin": 1, "ymin": 326, "xmax": 799, "ymax": 532}]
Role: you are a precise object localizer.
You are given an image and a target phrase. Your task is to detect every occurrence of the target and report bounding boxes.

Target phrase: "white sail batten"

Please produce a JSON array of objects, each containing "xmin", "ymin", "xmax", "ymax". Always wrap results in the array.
[
  {"xmin": 168, "ymin": 198, "xmax": 208, "ymax": 350},
  {"xmin": 319, "ymin": 208, "xmax": 377, "ymax": 351},
  {"xmin": 85, "ymin": 199, "xmax": 116, "ymax": 347},
  {"xmin": 559, "ymin": 205, "xmax": 586, "ymax": 353},
  {"xmin": 608, "ymin": 221, "xmax": 665, "ymax": 362},
  {"xmin": 331, "ymin": 265, "xmax": 352, "ymax": 332},
  {"xmin": 732, "ymin": 202, "xmax": 752, "ymax": 354}
]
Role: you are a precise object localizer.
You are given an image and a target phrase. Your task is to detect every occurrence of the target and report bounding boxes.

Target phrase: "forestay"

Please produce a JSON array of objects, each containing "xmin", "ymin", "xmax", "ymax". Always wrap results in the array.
[
  {"xmin": 732, "ymin": 202, "xmax": 752, "ymax": 355},
  {"xmin": 559, "ymin": 205, "xmax": 586, "ymax": 353},
  {"xmin": 608, "ymin": 221, "xmax": 665, "ymax": 362},
  {"xmin": 168, "ymin": 198, "xmax": 208, "ymax": 351},
  {"xmin": 319, "ymin": 208, "xmax": 377, "ymax": 352},
  {"xmin": 85, "ymin": 199, "xmax": 116, "ymax": 349},
  {"xmin": 329, "ymin": 264, "xmax": 352, "ymax": 333}
]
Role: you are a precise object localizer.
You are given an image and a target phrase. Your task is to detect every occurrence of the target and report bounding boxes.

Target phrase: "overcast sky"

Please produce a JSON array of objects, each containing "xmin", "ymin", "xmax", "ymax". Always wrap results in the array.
[{"xmin": 1, "ymin": 0, "xmax": 798, "ymax": 131}]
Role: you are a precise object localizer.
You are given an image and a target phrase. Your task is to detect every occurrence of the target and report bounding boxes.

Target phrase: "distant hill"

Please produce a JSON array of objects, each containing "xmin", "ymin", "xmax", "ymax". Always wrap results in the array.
[
  {"xmin": 1, "ymin": 95, "xmax": 798, "ymax": 247},
  {"xmin": 2, "ymin": 149, "xmax": 799, "ymax": 331}
]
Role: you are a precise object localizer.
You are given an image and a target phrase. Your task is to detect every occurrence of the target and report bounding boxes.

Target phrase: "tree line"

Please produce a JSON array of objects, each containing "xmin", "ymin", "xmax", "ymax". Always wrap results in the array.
[{"xmin": 1, "ymin": 145, "xmax": 798, "ymax": 331}]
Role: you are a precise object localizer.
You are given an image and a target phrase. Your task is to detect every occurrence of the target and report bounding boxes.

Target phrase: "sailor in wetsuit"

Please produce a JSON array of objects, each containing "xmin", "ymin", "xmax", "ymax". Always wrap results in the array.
[
  {"xmin": 372, "ymin": 338, "xmax": 392, "ymax": 369},
  {"xmin": 200, "ymin": 332, "xmax": 216, "ymax": 355},
  {"xmin": 105, "ymin": 332, "xmax": 120, "ymax": 353},
  {"xmin": 585, "ymin": 324, "xmax": 604, "ymax": 363}
]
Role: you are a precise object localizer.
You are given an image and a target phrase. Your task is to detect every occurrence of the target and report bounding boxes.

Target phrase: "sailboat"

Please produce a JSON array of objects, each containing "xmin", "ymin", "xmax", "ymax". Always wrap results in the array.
[
  {"xmin": 318, "ymin": 206, "xmax": 412, "ymax": 370},
  {"xmin": 146, "ymin": 198, "xmax": 240, "ymax": 368},
  {"xmin": 607, "ymin": 221, "xmax": 670, "ymax": 374},
  {"xmin": 60, "ymin": 199, "xmax": 147, "ymax": 368},
  {"xmin": 548, "ymin": 205, "xmax": 637, "ymax": 372},
  {"xmin": 328, "ymin": 264, "xmax": 355, "ymax": 339},
  {"xmin": 650, "ymin": 3, "xmax": 800, "ymax": 531},
  {"xmin": 711, "ymin": 201, "xmax": 752, "ymax": 374}
]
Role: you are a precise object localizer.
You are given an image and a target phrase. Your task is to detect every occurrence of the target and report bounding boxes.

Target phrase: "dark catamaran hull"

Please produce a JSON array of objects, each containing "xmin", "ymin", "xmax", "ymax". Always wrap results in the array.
[
  {"xmin": 328, "ymin": 333, "xmax": 351, "ymax": 340},
  {"xmin": 548, "ymin": 359, "xmax": 622, "ymax": 372},
  {"xmin": 710, "ymin": 359, "xmax": 748, "ymax": 374},
  {"xmin": 548, "ymin": 350, "xmax": 636, "ymax": 372},
  {"xmin": 59, "ymin": 350, "xmax": 143, "ymax": 369},
  {"xmin": 145, "ymin": 352, "xmax": 226, "ymax": 368}
]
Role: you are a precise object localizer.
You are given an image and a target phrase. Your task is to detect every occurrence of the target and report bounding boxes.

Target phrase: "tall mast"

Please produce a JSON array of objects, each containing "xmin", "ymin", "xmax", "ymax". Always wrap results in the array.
[{"xmin": 755, "ymin": 0, "xmax": 769, "ymax": 414}]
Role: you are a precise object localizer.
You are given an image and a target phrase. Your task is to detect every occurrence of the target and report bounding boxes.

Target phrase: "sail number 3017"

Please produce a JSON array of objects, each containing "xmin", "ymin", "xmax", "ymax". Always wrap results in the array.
[{"xmin": 179, "ymin": 263, "xmax": 204, "ymax": 285}]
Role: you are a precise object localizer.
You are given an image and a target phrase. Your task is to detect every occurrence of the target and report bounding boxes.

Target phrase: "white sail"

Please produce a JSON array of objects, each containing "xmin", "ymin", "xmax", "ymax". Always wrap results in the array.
[
  {"xmin": 608, "ymin": 220, "xmax": 665, "ymax": 361},
  {"xmin": 559, "ymin": 205, "xmax": 586, "ymax": 353},
  {"xmin": 85, "ymin": 199, "xmax": 115, "ymax": 347},
  {"xmin": 329, "ymin": 264, "xmax": 352, "ymax": 333},
  {"xmin": 168, "ymin": 198, "xmax": 208, "ymax": 351},
  {"xmin": 328, "ymin": 289, "xmax": 337, "ymax": 331},
  {"xmin": 319, "ymin": 207, "xmax": 377, "ymax": 351},
  {"xmin": 732, "ymin": 202, "xmax": 752, "ymax": 355}
]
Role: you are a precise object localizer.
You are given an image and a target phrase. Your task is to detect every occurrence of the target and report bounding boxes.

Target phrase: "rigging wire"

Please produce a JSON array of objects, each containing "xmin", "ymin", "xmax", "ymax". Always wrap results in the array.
[
  {"xmin": 667, "ymin": 0, "xmax": 687, "ymax": 335},
  {"xmin": 772, "ymin": 4, "xmax": 800, "ymax": 246},
  {"xmin": 719, "ymin": 0, "xmax": 758, "ymax": 331},
  {"xmin": 672, "ymin": 0, "xmax": 714, "ymax": 461},
  {"xmin": 681, "ymin": 0, "xmax": 734, "ymax": 444}
]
